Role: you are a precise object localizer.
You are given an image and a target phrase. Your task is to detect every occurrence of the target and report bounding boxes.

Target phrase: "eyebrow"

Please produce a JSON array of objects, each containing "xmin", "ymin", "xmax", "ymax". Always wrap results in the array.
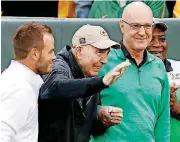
[
  {"xmin": 124, "ymin": 20, "xmax": 152, "ymax": 25},
  {"xmin": 49, "ymin": 48, "xmax": 54, "ymax": 53}
]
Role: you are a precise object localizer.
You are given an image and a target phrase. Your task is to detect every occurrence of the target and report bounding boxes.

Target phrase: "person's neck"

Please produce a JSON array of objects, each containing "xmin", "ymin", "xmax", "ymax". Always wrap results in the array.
[
  {"xmin": 124, "ymin": 42, "xmax": 144, "ymax": 66},
  {"xmin": 15, "ymin": 59, "xmax": 37, "ymax": 74}
]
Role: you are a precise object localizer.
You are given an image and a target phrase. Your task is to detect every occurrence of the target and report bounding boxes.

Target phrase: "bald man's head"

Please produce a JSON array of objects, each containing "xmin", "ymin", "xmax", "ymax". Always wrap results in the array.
[
  {"xmin": 120, "ymin": 1, "xmax": 153, "ymax": 53},
  {"xmin": 122, "ymin": 1, "xmax": 153, "ymax": 22}
]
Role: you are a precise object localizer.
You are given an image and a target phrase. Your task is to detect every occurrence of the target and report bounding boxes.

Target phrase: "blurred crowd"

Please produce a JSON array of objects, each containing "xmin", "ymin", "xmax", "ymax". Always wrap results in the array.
[{"xmin": 1, "ymin": 0, "xmax": 180, "ymax": 18}]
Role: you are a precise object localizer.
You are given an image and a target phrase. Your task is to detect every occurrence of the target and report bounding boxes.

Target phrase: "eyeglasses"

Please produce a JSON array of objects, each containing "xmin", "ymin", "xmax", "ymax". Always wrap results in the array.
[{"xmin": 122, "ymin": 20, "xmax": 153, "ymax": 31}]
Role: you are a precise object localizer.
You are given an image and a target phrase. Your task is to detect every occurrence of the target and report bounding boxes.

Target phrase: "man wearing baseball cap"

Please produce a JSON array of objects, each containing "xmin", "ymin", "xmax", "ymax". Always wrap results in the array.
[
  {"xmin": 148, "ymin": 18, "xmax": 168, "ymax": 62},
  {"xmin": 38, "ymin": 24, "xmax": 131, "ymax": 142},
  {"xmin": 72, "ymin": 24, "xmax": 120, "ymax": 50},
  {"xmin": 147, "ymin": 19, "xmax": 180, "ymax": 142}
]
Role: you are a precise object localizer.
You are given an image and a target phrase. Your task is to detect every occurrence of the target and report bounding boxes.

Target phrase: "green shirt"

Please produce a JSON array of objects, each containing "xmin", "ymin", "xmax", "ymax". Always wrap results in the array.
[
  {"xmin": 170, "ymin": 88, "xmax": 180, "ymax": 142},
  {"xmin": 91, "ymin": 48, "xmax": 170, "ymax": 142},
  {"xmin": 89, "ymin": 0, "xmax": 169, "ymax": 18}
]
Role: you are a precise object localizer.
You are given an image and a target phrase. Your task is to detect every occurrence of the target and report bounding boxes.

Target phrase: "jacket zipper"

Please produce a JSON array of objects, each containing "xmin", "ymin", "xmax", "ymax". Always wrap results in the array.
[
  {"xmin": 137, "ymin": 68, "xmax": 141, "ymax": 86},
  {"xmin": 130, "ymin": 60, "xmax": 153, "ymax": 86}
]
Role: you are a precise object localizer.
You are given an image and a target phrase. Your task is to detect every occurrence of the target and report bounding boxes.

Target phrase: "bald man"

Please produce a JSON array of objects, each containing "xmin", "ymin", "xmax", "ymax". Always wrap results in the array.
[{"xmin": 90, "ymin": 2, "xmax": 170, "ymax": 142}]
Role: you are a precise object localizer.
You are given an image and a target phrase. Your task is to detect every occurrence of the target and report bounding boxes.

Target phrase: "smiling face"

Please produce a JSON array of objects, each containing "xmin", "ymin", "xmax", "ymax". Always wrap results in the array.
[
  {"xmin": 36, "ymin": 33, "xmax": 56, "ymax": 74},
  {"xmin": 120, "ymin": 2, "xmax": 153, "ymax": 52},
  {"xmin": 147, "ymin": 27, "xmax": 168, "ymax": 61}
]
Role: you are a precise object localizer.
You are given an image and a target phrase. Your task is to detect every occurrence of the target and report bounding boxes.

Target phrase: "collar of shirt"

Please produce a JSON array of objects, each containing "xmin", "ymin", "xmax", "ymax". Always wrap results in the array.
[
  {"xmin": 10, "ymin": 60, "xmax": 44, "ymax": 91},
  {"xmin": 120, "ymin": 42, "xmax": 147, "ymax": 68},
  {"xmin": 67, "ymin": 46, "xmax": 85, "ymax": 79},
  {"xmin": 164, "ymin": 58, "xmax": 173, "ymax": 72}
]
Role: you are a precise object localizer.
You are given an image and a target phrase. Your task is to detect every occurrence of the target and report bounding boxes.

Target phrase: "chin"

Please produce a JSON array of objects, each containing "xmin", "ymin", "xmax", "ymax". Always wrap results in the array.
[
  {"xmin": 89, "ymin": 72, "xmax": 99, "ymax": 77},
  {"xmin": 134, "ymin": 43, "xmax": 148, "ymax": 51},
  {"xmin": 39, "ymin": 68, "xmax": 52, "ymax": 75},
  {"xmin": 47, "ymin": 68, "xmax": 52, "ymax": 73},
  {"xmin": 47, "ymin": 67, "xmax": 53, "ymax": 73}
]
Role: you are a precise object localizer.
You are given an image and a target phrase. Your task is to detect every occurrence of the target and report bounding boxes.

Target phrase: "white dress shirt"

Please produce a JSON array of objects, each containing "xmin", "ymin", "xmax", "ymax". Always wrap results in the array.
[
  {"xmin": 0, "ymin": 60, "xmax": 44, "ymax": 142},
  {"xmin": 167, "ymin": 59, "xmax": 180, "ymax": 86}
]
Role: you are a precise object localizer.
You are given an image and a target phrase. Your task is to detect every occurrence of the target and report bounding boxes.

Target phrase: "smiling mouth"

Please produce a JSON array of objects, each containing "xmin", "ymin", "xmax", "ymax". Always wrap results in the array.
[
  {"xmin": 150, "ymin": 51, "xmax": 163, "ymax": 57},
  {"xmin": 136, "ymin": 38, "xmax": 146, "ymax": 40}
]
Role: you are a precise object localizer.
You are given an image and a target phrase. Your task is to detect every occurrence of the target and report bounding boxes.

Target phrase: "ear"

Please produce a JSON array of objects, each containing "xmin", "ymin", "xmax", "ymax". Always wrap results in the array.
[
  {"xmin": 120, "ymin": 19, "xmax": 124, "ymax": 34},
  {"xmin": 74, "ymin": 46, "xmax": 82, "ymax": 60},
  {"xmin": 29, "ymin": 48, "xmax": 41, "ymax": 61}
]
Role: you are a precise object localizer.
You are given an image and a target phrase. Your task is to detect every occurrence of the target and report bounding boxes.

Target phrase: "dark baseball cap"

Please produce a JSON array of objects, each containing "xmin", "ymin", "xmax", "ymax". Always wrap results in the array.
[{"xmin": 153, "ymin": 18, "xmax": 168, "ymax": 32}]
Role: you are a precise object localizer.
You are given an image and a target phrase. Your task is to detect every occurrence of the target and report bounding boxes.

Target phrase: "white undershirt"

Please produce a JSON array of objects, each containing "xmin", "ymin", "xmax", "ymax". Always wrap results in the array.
[{"xmin": 167, "ymin": 59, "xmax": 180, "ymax": 86}]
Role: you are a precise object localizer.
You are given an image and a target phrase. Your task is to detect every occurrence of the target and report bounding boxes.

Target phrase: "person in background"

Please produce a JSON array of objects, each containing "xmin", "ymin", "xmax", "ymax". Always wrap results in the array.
[
  {"xmin": 58, "ymin": 0, "xmax": 93, "ymax": 18},
  {"xmin": 74, "ymin": 0, "xmax": 93, "ymax": 18},
  {"xmin": 38, "ymin": 24, "xmax": 130, "ymax": 142},
  {"xmin": 91, "ymin": 2, "xmax": 170, "ymax": 141},
  {"xmin": 89, "ymin": 0, "xmax": 169, "ymax": 18},
  {"xmin": 1, "ymin": 22, "xmax": 56, "ymax": 142},
  {"xmin": 147, "ymin": 19, "xmax": 180, "ymax": 142}
]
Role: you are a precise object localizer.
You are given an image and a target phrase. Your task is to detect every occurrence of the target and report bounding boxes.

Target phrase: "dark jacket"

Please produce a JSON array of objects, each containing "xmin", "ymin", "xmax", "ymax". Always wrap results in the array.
[{"xmin": 38, "ymin": 45, "xmax": 107, "ymax": 142}]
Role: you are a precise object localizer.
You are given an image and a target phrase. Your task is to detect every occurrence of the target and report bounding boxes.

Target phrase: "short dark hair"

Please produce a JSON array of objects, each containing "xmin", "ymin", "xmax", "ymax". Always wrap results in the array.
[{"xmin": 13, "ymin": 21, "xmax": 53, "ymax": 60}]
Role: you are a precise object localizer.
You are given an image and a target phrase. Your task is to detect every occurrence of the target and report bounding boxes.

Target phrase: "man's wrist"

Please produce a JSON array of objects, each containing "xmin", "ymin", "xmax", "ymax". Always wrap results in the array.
[
  {"xmin": 97, "ymin": 105, "xmax": 102, "ymax": 119},
  {"xmin": 101, "ymin": 76, "xmax": 109, "ymax": 88}
]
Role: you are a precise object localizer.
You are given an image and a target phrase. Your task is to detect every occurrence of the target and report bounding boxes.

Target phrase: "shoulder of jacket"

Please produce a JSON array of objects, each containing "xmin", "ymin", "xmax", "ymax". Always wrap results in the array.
[{"xmin": 53, "ymin": 58, "xmax": 70, "ymax": 71}]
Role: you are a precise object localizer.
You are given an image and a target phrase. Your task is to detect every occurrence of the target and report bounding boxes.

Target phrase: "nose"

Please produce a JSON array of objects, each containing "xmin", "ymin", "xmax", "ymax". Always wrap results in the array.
[
  {"xmin": 138, "ymin": 26, "xmax": 146, "ymax": 36},
  {"xmin": 52, "ymin": 52, "xmax": 56, "ymax": 61},
  {"xmin": 152, "ymin": 39, "xmax": 161, "ymax": 48},
  {"xmin": 101, "ymin": 54, "xmax": 108, "ymax": 64}
]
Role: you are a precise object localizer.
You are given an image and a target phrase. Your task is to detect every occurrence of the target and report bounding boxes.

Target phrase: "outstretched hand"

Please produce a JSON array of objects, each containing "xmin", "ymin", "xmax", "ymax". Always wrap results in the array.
[{"xmin": 103, "ymin": 59, "xmax": 131, "ymax": 86}]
